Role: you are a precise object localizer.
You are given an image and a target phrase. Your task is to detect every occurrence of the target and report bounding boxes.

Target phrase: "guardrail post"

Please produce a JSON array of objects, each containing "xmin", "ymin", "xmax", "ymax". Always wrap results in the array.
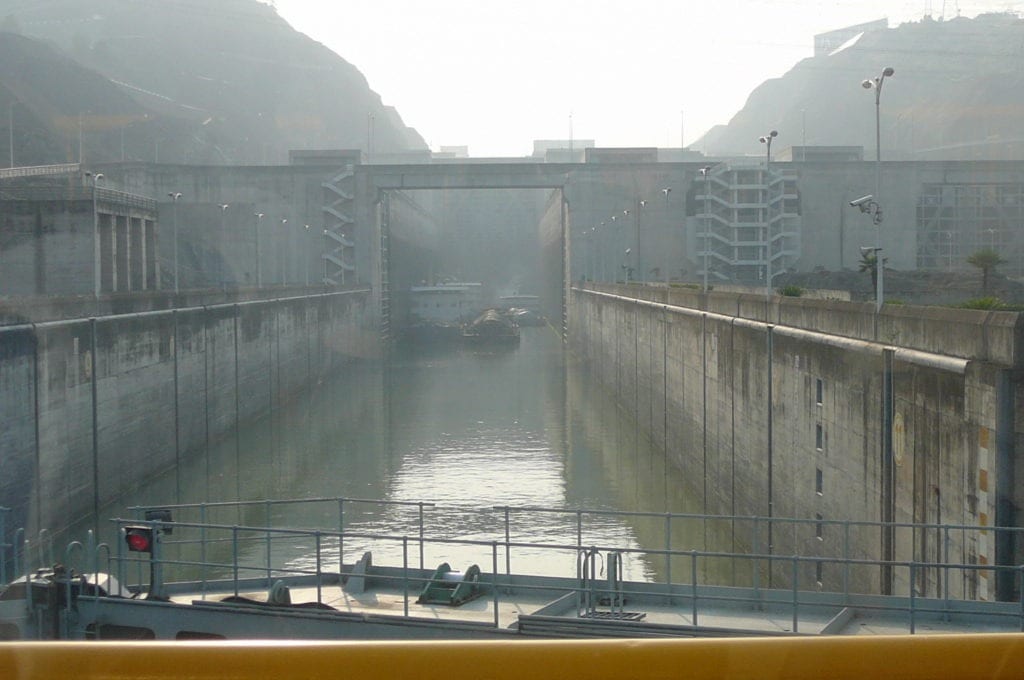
[
  {"xmin": 843, "ymin": 521, "xmax": 851, "ymax": 603},
  {"xmin": 691, "ymin": 550, "xmax": 698, "ymax": 628},
  {"xmin": 492, "ymin": 542, "xmax": 500, "ymax": 628},
  {"xmin": 113, "ymin": 526, "xmax": 123, "ymax": 591},
  {"xmin": 402, "ymin": 537, "xmax": 409, "ymax": 618},
  {"xmin": 63, "ymin": 541, "xmax": 84, "ymax": 639},
  {"xmin": 792, "ymin": 555, "xmax": 799, "ymax": 634},
  {"xmin": 232, "ymin": 526, "xmax": 239, "ymax": 597},
  {"xmin": 418, "ymin": 503, "xmax": 426, "ymax": 570},
  {"xmin": 503, "ymin": 506, "xmax": 511, "ymax": 575},
  {"xmin": 315, "ymin": 531, "xmax": 323, "ymax": 605},
  {"xmin": 909, "ymin": 562, "xmax": 916, "ymax": 634},
  {"xmin": 200, "ymin": 505, "xmax": 208, "ymax": 597},
  {"xmin": 752, "ymin": 518, "xmax": 761, "ymax": 602},
  {"xmin": 943, "ymin": 525, "xmax": 951, "ymax": 621},
  {"xmin": 338, "ymin": 499, "xmax": 345, "ymax": 576},
  {"xmin": 664, "ymin": 514, "xmax": 672, "ymax": 594},
  {"xmin": 265, "ymin": 501, "xmax": 273, "ymax": 588}
]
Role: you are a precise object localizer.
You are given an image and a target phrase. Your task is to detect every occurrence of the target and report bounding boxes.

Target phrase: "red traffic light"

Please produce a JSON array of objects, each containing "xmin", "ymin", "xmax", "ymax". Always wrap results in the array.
[{"xmin": 124, "ymin": 526, "xmax": 154, "ymax": 553}]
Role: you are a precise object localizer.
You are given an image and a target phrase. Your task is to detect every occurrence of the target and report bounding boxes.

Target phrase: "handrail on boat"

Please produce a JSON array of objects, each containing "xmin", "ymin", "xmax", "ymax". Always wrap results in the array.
[
  {"xmin": 101, "ymin": 515, "xmax": 1024, "ymax": 635},
  {"xmin": 2, "ymin": 635, "xmax": 1024, "ymax": 680}
]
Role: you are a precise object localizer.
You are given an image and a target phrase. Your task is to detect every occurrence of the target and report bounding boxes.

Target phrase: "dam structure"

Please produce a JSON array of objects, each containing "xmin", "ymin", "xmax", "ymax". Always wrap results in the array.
[{"xmin": 2, "ymin": 150, "xmax": 1024, "ymax": 612}]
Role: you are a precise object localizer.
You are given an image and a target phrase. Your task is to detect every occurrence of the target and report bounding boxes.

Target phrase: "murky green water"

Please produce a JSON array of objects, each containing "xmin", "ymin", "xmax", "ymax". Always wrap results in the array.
[{"xmin": 80, "ymin": 325, "xmax": 734, "ymax": 586}]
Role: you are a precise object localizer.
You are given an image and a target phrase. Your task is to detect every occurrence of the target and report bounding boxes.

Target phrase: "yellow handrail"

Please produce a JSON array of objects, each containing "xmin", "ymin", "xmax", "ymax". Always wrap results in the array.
[{"xmin": 2, "ymin": 635, "xmax": 1024, "ymax": 680}]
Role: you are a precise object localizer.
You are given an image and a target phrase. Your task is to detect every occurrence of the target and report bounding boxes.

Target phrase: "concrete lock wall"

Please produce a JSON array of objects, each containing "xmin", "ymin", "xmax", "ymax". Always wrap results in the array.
[
  {"xmin": 0, "ymin": 290, "xmax": 376, "ymax": 540},
  {"xmin": 570, "ymin": 284, "xmax": 1022, "ymax": 600}
]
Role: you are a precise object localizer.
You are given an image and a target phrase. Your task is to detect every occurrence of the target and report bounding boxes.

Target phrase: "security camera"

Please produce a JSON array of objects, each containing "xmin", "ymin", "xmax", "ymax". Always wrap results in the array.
[{"xmin": 849, "ymin": 195, "xmax": 874, "ymax": 208}]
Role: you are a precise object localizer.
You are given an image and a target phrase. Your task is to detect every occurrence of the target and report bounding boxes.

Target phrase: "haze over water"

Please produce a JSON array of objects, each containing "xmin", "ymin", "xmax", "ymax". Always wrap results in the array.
[{"xmin": 95, "ymin": 326, "xmax": 710, "ymax": 584}]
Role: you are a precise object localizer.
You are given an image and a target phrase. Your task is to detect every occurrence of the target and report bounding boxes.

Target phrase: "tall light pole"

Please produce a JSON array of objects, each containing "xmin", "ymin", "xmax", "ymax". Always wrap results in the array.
[
  {"xmin": 8, "ymin": 102, "xmax": 14, "ymax": 169},
  {"xmin": 88, "ymin": 173, "xmax": 104, "ymax": 297},
  {"xmin": 280, "ymin": 218, "xmax": 288, "ymax": 285},
  {"xmin": 304, "ymin": 224, "xmax": 311, "ymax": 285},
  {"xmin": 253, "ymin": 212, "xmax": 264, "ymax": 287},
  {"xmin": 862, "ymin": 66, "xmax": 894, "ymax": 312},
  {"xmin": 168, "ymin": 192, "xmax": 182, "ymax": 293},
  {"xmin": 699, "ymin": 166, "xmax": 713, "ymax": 293},
  {"xmin": 610, "ymin": 214, "xmax": 617, "ymax": 281},
  {"xmin": 663, "ymin": 187, "xmax": 671, "ymax": 280},
  {"xmin": 759, "ymin": 130, "xmax": 778, "ymax": 303},
  {"xmin": 622, "ymin": 208, "xmax": 635, "ymax": 282},
  {"xmin": 219, "ymin": 204, "xmax": 229, "ymax": 287},
  {"xmin": 636, "ymin": 199, "xmax": 647, "ymax": 282}
]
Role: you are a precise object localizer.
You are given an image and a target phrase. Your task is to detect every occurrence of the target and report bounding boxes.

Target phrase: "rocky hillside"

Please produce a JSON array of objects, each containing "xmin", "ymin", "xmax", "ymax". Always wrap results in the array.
[
  {"xmin": 0, "ymin": 0, "xmax": 426, "ymax": 165},
  {"xmin": 698, "ymin": 13, "xmax": 1024, "ymax": 161}
]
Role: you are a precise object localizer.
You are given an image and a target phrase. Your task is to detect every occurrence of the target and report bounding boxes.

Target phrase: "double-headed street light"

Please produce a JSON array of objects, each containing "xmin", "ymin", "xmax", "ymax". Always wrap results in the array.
[
  {"xmin": 758, "ymin": 130, "xmax": 778, "ymax": 169},
  {"xmin": 861, "ymin": 66, "xmax": 895, "ymax": 312},
  {"xmin": 761, "ymin": 133, "xmax": 774, "ymax": 303}
]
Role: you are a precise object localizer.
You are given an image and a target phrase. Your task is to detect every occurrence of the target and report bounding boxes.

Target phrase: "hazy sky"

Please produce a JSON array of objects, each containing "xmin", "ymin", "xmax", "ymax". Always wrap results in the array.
[{"xmin": 273, "ymin": 0, "xmax": 1018, "ymax": 157}]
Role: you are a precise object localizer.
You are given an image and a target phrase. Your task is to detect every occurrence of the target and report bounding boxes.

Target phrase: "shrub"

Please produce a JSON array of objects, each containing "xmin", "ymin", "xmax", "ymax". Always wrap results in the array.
[
  {"xmin": 779, "ymin": 285, "xmax": 803, "ymax": 297},
  {"xmin": 958, "ymin": 297, "xmax": 1006, "ymax": 310}
]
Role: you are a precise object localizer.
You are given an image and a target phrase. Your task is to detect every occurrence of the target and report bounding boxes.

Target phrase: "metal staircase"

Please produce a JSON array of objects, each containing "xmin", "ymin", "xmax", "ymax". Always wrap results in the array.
[{"xmin": 321, "ymin": 165, "xmax": 356, "ymax": 285}]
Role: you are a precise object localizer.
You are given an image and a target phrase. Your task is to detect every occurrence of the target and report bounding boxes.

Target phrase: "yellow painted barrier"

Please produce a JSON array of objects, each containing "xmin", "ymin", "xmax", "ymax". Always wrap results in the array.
[{"xmin": 2, "ymin": 635, "xmax": 1024, "ymax": 680}]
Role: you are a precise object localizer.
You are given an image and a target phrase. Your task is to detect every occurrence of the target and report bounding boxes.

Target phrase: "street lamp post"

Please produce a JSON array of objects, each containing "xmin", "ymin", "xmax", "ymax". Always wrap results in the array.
[
  {"xmin": 219, "ymin": 204, "xmax": 229, "ymax": 286},
  {"xmin": 610, "ymin": 214, "xmax": 619, "ymax": 281},
  {"xmin": 699, "ymin": 166, "xmax": 713, "ymax": 293},
  {"xmin": 280, "ymin": 218, "xmax": 288, "ymax": 285},
  {"xmin": 253, "ymin": 212, "xmax": 264, "ymax": 287},
  {"xmin": 304, "ymin": 224, "xmax": 311, "ymax": 285},
  {"xmin": 862, "ymin": 67, "xmax": 895, "ymax": 312},
  {"xmin": 88, "ymin": 173, "xmax": 104, "ymax": 297},
  {"xmin": 636, "ymin": 199, "xmax": 648, "ymax": 282},
  {"xmin": 8, "ymin": 102, "xmax": 15, "ymax": 169},
  {"xmin": 759, "ymin": 130, "xmax": 778, "ymax": 303},
  {"xmin": 661, "ymin": 188, "xmax": 672, "ymax": 282},
  {"xmin": 168, "ymin": 192, "xmax": 182, "ymax": 294}
]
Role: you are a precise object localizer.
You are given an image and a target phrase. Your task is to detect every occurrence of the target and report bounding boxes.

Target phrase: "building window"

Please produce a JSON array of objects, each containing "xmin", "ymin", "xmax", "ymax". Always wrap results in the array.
[
  {"xmin": 815, "ymin": 468, "xmax": 823, "ymax": 495},
  {"xmin": 815, "ymin": 513, "xmax": 824, "ymax": 539},
  {"xmin": 815, "ymin": 560, "xmax": 824, "ymax": 586},
  {"xmin": 816, "ymin": 378, "xmax": 823, "ymax": 405},
  {"xmin": 815, "ymin": 424, "xmax": 824, "ymax": 450}
]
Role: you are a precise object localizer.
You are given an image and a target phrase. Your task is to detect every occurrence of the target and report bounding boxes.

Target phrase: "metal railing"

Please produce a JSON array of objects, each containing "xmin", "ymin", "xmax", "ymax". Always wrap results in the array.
[{"xmin": 97, "ymin": 497, "xmax": 1024, "ymax": 634}]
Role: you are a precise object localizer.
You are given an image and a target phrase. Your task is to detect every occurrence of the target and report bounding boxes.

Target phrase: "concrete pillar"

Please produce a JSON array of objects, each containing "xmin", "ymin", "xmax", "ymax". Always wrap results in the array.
[
  {"xmin": 99, "ymin": 213, "xmax": 114, "ymax": 293},
  {"xmin": 146, "ymin": 220, "xmax": 159, "ymax": 290},
  {"xmin": 131, "ymin": 217, "xmax": 145, "ymax": 291},
  {"xmin": 116, "ymin": 215, "xmax": 129, "ymax": 292}
]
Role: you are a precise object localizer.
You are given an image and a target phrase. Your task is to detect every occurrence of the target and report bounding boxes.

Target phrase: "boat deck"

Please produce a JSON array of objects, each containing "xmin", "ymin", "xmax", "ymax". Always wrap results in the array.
[{"xmin": 165, "ymin": 570, "xmax": 1022, "ymax": 639}]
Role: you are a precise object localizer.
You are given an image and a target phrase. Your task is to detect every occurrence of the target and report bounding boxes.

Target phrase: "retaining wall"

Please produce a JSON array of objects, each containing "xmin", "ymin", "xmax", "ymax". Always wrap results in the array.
[
  {"xmin": 0, "ymin": 290, "xmax": 377, "ymax": 538},
  {"xmin": 570, "ymin": 284, "xmax": 1023, "ymax": 600}
]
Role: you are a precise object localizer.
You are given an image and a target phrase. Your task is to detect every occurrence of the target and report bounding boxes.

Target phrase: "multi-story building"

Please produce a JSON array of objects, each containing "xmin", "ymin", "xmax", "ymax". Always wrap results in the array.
[{"xmin": 693, "ymin": 162, "xmax": 801, "ymax": 286}]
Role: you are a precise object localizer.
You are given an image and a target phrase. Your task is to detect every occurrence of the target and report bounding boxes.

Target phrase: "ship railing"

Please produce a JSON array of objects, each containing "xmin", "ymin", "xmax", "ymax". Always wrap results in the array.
[
  {"xmin": 104, "ymin": 515, "xmax": 1024, "ymax": 634},
  {"xmin": 125, "ymin": 497, "xmax": 1022, "ymax": 604}
]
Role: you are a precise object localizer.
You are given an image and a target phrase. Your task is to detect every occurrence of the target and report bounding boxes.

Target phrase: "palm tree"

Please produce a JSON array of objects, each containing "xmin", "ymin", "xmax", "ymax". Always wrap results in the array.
[
  {"xmin": 966, "ymin": 249, "xmax": 1005, "ymax": 293},
  {"xmin": 858, "ymin": 250, "xmax": 878, "ymax": 291}
]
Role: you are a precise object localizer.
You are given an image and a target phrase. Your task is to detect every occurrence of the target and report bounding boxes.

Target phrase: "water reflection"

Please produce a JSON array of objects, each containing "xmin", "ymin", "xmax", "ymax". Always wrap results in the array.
[{"xmin": 83, "ymin": 324, "xmax": 742, "ymax": 587}]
